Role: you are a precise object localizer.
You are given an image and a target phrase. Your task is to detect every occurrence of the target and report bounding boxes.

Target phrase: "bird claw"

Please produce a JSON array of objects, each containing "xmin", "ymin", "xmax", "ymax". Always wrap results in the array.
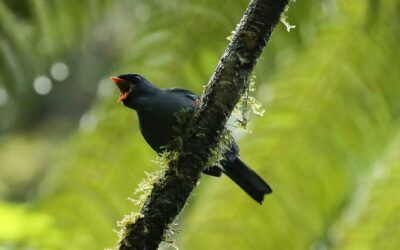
[{"xmin": 194, "ymin": 99, "xmax": 200, "ymax": 108}]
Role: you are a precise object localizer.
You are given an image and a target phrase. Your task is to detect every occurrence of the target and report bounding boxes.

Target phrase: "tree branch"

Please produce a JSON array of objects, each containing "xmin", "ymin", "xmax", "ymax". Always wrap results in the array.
[{"xmin": 118, "ymin": 0, "xmax": 288, "ymax": 249}]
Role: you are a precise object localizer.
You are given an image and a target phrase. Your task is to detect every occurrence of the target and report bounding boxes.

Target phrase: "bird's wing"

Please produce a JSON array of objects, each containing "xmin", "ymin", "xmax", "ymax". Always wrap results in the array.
[{"xmin": 166, "ymin": 88, "xmax": 200, "ymax": 101}]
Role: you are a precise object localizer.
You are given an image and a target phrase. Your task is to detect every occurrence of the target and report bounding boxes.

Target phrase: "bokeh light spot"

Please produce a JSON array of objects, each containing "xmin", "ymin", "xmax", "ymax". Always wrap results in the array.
[
  {"xmin": 97, "ymin": 78, "xmax": 114, "ymax": 98},
  {"xmin": 33, "ymin": 76, "xmax": 52, "ymax": 95},
  {"xmin": 51, "ymin": 62, "xmax": 69, "ymax": 81},
  {"xmin": 79, "ymin": 112, "xmax": 98, "ymax": 133},
  {"xmin": 134, "ymin": 4, "xmax": 151, "ymax": 22},
  {"xmin": 0, "ymin": 88, "xmax": 8, "ymax": 106}
]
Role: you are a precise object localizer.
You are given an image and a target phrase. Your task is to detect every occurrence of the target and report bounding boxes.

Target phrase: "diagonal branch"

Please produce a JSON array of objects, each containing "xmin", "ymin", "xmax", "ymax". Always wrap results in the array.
[{"xmin": 118, "ymin": 0, "xmax": 288, "ymax": 249}]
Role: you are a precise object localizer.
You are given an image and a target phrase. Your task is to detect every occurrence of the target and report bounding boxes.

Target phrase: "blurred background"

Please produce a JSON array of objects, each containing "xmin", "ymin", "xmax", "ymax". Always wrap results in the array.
[{"xmin": 0, "ymin": 0, "xmax": 399, "ymax": 249}]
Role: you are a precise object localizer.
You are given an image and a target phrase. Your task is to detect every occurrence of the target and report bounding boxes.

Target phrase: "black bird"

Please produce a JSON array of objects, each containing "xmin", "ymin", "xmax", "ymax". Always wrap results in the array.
[{"xmin": 111, "ymin": 73, "xmax": 272, "ymax": 204}]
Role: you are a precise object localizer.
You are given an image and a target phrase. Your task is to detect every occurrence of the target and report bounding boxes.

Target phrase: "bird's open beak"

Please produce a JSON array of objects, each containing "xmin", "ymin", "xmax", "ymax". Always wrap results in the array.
[{"xmin": 111, "ymin": 77, "xmax": 132, "ymax": 102}]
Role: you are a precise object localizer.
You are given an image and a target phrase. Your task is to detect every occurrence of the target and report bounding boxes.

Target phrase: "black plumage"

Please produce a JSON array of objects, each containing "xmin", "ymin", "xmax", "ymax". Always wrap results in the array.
[{"xmin": 111, "ymin": 73, "xmax": 272, "ymax": 204}]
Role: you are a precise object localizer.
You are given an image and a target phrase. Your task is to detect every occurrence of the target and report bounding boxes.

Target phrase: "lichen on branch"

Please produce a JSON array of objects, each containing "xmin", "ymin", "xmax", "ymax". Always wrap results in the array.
[{"xmin": 233, "ymin": 74, "xmax": 265, "ymax": 131}]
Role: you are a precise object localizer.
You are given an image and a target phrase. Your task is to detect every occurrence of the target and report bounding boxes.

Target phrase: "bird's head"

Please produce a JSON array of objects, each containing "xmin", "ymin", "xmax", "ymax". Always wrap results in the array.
[{"xmin": 111, "ymin": 73, "xmax": 158, "ymax": 109}]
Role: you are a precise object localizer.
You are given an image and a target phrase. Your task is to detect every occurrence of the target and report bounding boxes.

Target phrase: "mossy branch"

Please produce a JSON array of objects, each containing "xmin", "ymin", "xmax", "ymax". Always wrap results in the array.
[{"xmin": 118, "ymin": 0, "xmax": 288, "ymax": 249}]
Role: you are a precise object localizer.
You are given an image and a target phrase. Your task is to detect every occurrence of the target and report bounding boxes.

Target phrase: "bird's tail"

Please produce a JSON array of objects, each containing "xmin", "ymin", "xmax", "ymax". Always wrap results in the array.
[{"xmin": 223, "ymin": 158, "xmax": 272, "ymax": 204}]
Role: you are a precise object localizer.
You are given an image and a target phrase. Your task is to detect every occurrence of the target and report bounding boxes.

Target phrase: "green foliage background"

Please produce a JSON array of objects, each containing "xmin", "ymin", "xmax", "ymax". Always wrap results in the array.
[{"xmin": 0, "ymin": 0, "xmax": 399, "ymax": 249}]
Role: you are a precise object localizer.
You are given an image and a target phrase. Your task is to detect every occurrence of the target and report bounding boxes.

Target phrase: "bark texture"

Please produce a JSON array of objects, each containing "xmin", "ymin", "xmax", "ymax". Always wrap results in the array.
[{"xmin": 119, "ymin": 0, "xmax": 288, "ymax": 249}]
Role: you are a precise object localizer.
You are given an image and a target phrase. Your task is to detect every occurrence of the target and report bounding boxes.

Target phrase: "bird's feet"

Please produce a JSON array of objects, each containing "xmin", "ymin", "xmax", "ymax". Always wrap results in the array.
[{"xmin": 194, "ymin": 99, "xmax": 200, "ymax": 108}]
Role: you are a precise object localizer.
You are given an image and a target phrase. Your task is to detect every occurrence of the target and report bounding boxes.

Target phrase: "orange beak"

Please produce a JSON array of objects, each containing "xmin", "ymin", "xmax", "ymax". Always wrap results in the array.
[
  {"xmin": 111, "ymin": 77, "xmax": 131, "ymax": 102},
  {"xmin": 111, "ymin": 77, "xmax": 125, "ymax": 85}
]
